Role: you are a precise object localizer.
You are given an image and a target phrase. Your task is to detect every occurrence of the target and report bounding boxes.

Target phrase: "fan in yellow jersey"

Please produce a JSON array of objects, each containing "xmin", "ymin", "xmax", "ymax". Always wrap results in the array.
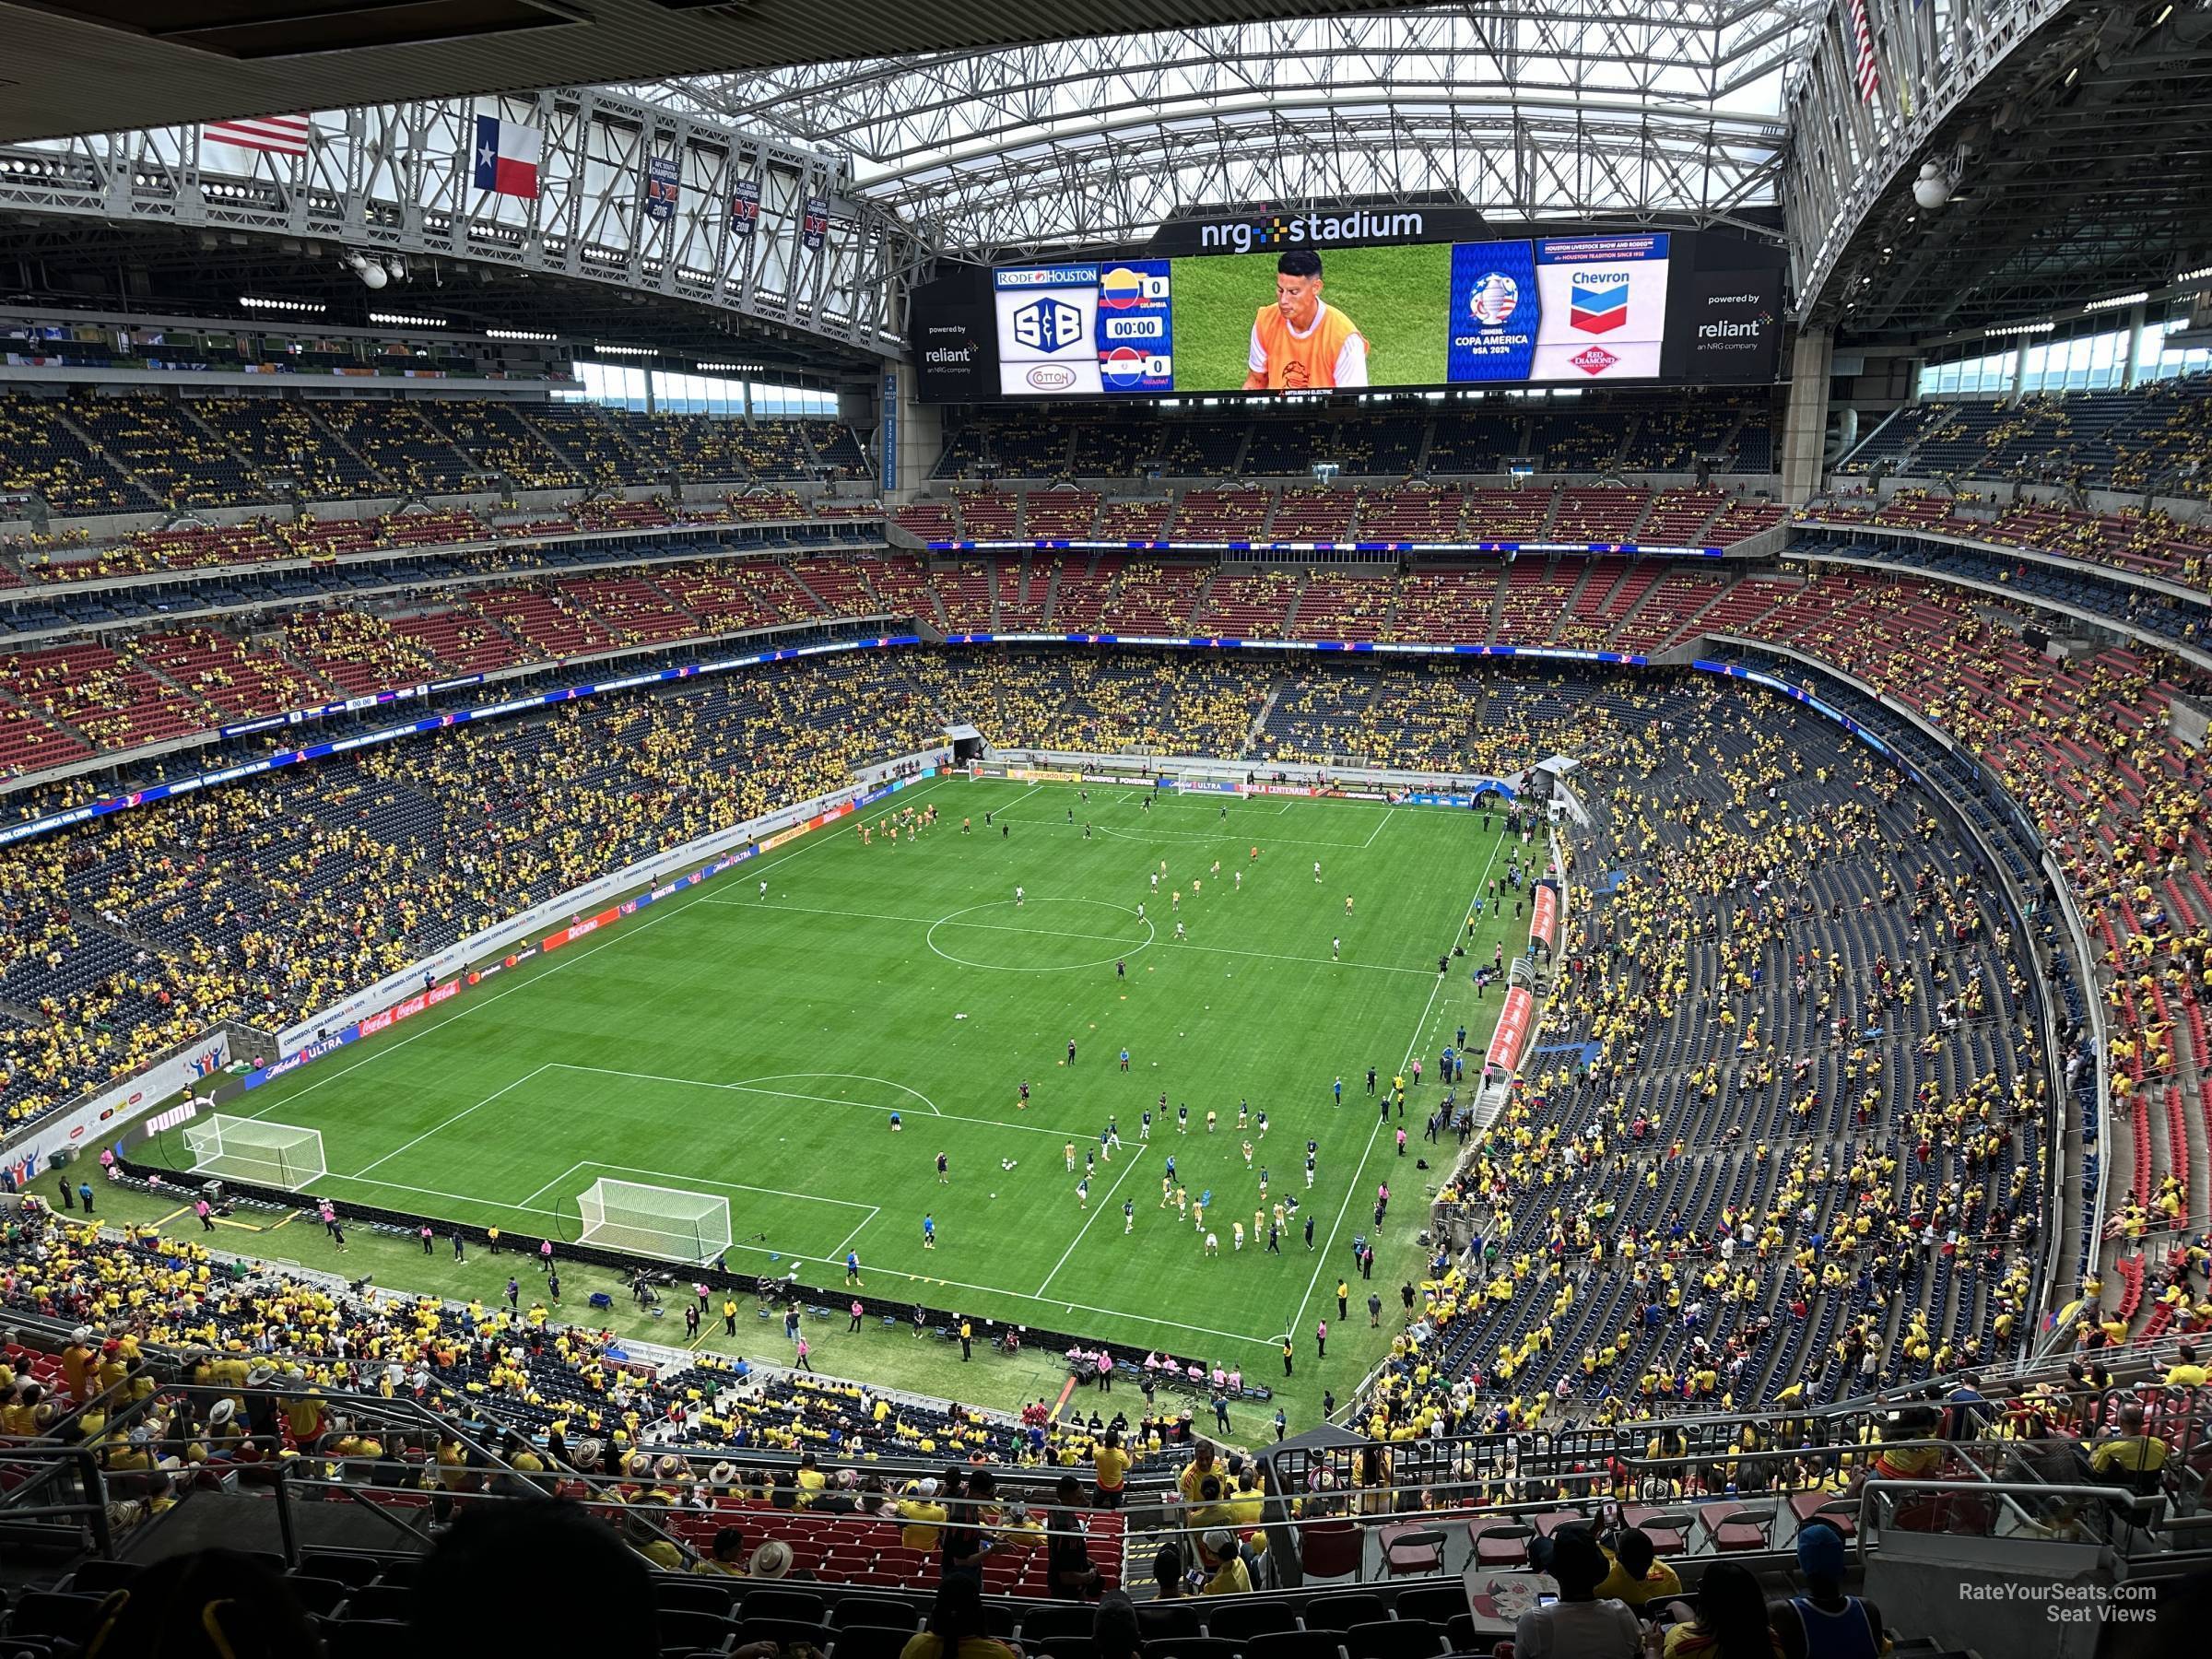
[{"xmin": 1243, "ymin": 250, "xmax": 1370, "ymax": 391}]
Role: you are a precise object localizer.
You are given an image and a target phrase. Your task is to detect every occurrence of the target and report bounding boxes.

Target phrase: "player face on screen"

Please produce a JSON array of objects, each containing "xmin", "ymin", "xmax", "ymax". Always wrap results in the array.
[{"xmin": 1275, "ymin": 270, "xmax": 1324, "ymax": 332}]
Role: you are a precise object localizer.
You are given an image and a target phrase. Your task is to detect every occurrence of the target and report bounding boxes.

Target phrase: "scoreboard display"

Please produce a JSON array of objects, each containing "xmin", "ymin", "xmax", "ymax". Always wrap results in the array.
[
  {"xmin": 912, "ymin": 222, "xmax": 1783, "ymax": 404},
  {"xmin": 994, "ymin": 261, "xmax": 1174, "ymax": 396}
]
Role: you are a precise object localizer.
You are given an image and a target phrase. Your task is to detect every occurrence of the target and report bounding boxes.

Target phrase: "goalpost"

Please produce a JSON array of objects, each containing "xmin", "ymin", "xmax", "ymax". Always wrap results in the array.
[
  {"xmin": 181, "ymin": 1114, "xmax": 327, "ymax": 1190},
  {"xmin": 577, "ymin": 1177, "xmax": 733, "ymax": 1266}
]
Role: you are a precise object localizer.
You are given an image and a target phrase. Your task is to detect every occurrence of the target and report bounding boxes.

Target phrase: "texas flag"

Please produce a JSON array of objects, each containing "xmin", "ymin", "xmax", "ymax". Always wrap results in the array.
[{"xmin": 473, "ymin": 114, "xmax": 542, "ymax": 198}]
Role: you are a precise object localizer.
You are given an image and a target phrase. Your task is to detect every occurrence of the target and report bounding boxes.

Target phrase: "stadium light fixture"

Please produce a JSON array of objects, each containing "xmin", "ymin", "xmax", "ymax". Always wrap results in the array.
[
  {"xmin": 2083, "ymin": 290, "xmax": 2149, "ymax": 313},
  {"xmin": 486, "ymin": 326, "xmax": 559, "ymax": 342},
  {"xmin": 594, "ymin": 343, "xmax": 657, "ymax": 357},
  {"xmin": 1912, "ymin": 160, "xmax": 1951, "ymax": 211},
  {"xmin": 369, "ymin": 310, "xmax": 448, "ymax": 328},
  {"xmin": 239, "ymin": 294, "xmax": 326, "ymax": 314},
  {"xmin": 1983, "ymin": 320, "xmax": 2055, "ymax": 338},
  {"xmin": 343, "ymin": 250, "xmax": 387, "ymax": 290},
  {"xmin": 2175, "ymin": 264, "xmax": 2212, "ymax": 286}
]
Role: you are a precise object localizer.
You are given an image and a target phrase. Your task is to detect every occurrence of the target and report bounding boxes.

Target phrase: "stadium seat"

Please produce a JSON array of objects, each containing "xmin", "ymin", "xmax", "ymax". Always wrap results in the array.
[
  {"xmin": 1345, "ymin": 1619, "xmax": 1447, "ymax": 1659},
  {"xmin": 1299, "ymin": 1518, "xmax": 1364, "ymax": 1583},
  {"xmin": 1245, "ymin": 1631, "xmax": 1353, "ymax": 1659},
  {"xmin": 1470, "ymin": 1523, "xmax": 1531, "ymax": 1569},
  {"xmin": 1204, "ymin": 1600, "xmax": 1302, "ymax": 1642},
  {"xmin": 1149, "ymin": 1638, "xmax": 1241, "ymax": 1659},
  {"xmin": 1137, "ymin": 1602, "xmax": 1205, "ymax": 1642},
  {"xmin": 1380, "ymin": 1524, "xmax": 1445, "ymax": 1578},
  {"xmin": 1303, "ymin": 1593, "xmax": 1388, "ymax": 1631},
  {"xmin": 6, "ymin": 1592, "xmax": 105, "ymax": 1645}
]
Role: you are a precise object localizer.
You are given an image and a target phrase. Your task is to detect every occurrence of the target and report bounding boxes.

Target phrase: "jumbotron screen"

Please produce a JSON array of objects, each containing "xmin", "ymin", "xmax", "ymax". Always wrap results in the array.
[{"xmin": 908, "ymin": 222, "xmax": 1784, "ymax": 402}]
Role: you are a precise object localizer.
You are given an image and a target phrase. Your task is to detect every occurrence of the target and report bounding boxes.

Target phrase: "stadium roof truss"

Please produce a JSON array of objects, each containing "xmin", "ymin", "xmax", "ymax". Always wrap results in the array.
[
  {"xmin": 645, "ymin": 6, "xmax": 1810, "ymax": 262},
  {"xmin": 0, "ymin": 88, "xmax": 924, "ymax": 358}
]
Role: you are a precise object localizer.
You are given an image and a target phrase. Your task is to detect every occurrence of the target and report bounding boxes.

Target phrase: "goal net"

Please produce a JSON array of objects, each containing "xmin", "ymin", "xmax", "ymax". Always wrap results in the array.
[
  {"xmin": 181, "ymin": 1114, "xmax": 327, "ymax": 1189},
  {"xmin": 577, "ymin": 1178, "xmax": 732, "ymax": 1265}
]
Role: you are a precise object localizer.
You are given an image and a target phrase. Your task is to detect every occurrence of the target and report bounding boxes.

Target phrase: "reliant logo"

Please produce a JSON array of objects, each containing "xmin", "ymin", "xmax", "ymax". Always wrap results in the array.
[
  {"xmin": 924, "ymin": 345, "xmax": 976, "ymax": 364},
  {"xmin": 1199, "ymin": 206, "xmax": 1426, "ymax": 255}
]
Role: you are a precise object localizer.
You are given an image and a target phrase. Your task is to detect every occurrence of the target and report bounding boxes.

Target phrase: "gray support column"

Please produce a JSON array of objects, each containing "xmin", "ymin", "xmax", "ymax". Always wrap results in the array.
[
  {"xmin": 1779, "ymin": 324, "xmax": 1833, "ymax": 505},
  {"xmin": 877, "ymin": 358, "xmax": 941, "ymax": 503}
]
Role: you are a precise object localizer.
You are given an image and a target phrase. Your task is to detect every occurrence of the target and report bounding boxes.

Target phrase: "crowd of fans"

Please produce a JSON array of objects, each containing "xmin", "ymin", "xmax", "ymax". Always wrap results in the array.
[
  {"xmin": 1330, "ymin": 676, "xmax": 2058, "ymax": 1437},
  {"xmin": 1836, "ymin": 371, "xmax": 2212, "ymax": 499},
  {"xmin": 0, "ymin": 392, "xmax": 867, "ymax": 523}
]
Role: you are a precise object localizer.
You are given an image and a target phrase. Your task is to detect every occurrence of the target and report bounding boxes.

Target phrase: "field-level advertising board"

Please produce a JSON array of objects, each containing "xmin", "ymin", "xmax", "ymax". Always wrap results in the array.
[
  {"xmin": 577, "ymin": 1177, "xmax": 733, "ymax": 1266},
  {"xmin": 182, "ymin": 1114, "xmax": 326, "ymax": 1189}
]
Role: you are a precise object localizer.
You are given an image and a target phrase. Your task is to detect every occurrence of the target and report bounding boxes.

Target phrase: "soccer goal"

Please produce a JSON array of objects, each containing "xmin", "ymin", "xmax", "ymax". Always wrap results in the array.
[
  {"xmin": 181, "ymin": 1114, "xmax": 327, "ymax": 1190},
  {"xmin": 577, "ymin": 1177, "xmax": 732, "ymax": 1265}
]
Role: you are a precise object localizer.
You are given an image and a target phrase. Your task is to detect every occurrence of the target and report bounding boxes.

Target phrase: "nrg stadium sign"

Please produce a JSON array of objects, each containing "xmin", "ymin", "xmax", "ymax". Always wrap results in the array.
[
  {"xmin": 1194, "ymin": 206, "xmax": 1428, "ymax": 255},
  {"xmin": 1146, "ymin": 202, "xmax": 1488, "ymax": 258}
]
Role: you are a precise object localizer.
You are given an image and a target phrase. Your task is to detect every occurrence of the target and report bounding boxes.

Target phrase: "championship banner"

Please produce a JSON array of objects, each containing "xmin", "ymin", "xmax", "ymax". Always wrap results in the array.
[
  {"xmin": 800, "ymin": 194, "xmax": 830, "ymax": 252},
  {"xmin": 644, "ymin": 155, "xmax": 679, "ymax": 224},
  {"xmin": 729, "ymin": 179, "xmax": 760, "ymax": 238}
]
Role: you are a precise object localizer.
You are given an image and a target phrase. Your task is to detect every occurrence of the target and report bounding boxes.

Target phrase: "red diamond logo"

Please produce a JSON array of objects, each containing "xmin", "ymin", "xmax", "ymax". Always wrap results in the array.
[{"xmin": 1570, "ymin": 347, "xmax": 1619, "ymax": 375}]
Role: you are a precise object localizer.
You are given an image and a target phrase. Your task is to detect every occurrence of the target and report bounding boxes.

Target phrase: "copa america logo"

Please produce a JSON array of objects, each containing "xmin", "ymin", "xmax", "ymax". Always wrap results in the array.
[{"xmin": 1470, "ymin": 273, "xmax": 1519, "ymax": 326}]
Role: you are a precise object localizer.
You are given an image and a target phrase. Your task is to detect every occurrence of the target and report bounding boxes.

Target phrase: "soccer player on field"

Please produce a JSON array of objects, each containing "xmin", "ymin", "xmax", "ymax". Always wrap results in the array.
[
  {"xmin": 1065, "ymin": 1141, "xmax": 1076, "ymax": 1173},
  {"xmin": 1160, "ymin": 1174, "xmax": 1173, "ymax": 1207},
  {"xmin": 1077, "ymin": 1177, "xmax": 1090, "ymax": 1210},
  {"xmin": 936, "ymin": 1152, "xmax": 949, "ymax": 1184},
  {"xmin": 1124, "ymin": 1197, "xmax": 1135, "ymax": 1235},
  {"xmin": 1175, "ymin": 1184, "xmax": 1188, "ymax": 1219},
  {"xmin": 923, "ymin": 1214, "xmax": 936, "ymax": 1250},
  {"xmin": 1232, "ymin": 1222, "xmax": 1245, "ymax": 1253},
  {"xmin": 1204, "ymin": 1231, "xmax": 1218, "ymax": 1257},
  {"xmin": 1018, "ymin": 1080, "xmax": 1030, "ymax": 1108},
  {"xmin": 1241, "ymin": 1139, "xmax": 1254, "ymax": 1169},
  {"xmin": 1313, "ymin": 861, "xmax": 1322, "ymax": 882},
  {"xmin": 1178, "ymin": 1104, "xmax": 1190, "ymax": 1134},
  {"xmin": 1256, "ymin": 1110, "xmax": 1268, "ymax": 1137}
]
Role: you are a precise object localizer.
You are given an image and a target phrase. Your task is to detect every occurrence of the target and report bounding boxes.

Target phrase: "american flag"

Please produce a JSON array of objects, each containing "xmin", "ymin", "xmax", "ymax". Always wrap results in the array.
[
  {"xmin": 203, "ymin": 114, "xmax": 312, "ymax": 161},
  {"xmin": 1849, "ymin": 0, "xmax": 1880, "ymax": 102}
]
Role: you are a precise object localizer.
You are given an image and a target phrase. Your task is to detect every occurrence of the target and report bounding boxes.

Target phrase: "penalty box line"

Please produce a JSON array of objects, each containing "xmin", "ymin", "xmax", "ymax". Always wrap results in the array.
[
  {"xmin": 545, "ymin": 1061, "xmax": 1104, "ymax": 1141},
  {"xmin": 322, "ymin": 1160, "xmax": 1272, "ymax": 1348}
]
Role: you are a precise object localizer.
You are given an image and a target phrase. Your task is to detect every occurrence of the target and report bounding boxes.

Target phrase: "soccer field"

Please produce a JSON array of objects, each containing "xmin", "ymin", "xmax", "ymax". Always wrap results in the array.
[{"xmin": 156, "ymin": 778, "xmax": 1519, "ymax": 1382}]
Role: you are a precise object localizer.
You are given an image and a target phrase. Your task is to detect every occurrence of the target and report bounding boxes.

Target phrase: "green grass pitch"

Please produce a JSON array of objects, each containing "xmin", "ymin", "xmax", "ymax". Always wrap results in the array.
[
  {"xmin": 153, "ymin": 778, "xmax": 1521, "ymax": 1401},
  {"xmin": 1169, "ymin": 244, "xmax": 1453, "ymax": 392}
]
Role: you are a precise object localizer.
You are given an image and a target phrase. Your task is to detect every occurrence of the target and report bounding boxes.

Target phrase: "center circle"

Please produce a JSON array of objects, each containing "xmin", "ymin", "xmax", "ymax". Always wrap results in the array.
[{"xmin": 925, "ymin": 898, "xmax": 1156, "ymax": 973}]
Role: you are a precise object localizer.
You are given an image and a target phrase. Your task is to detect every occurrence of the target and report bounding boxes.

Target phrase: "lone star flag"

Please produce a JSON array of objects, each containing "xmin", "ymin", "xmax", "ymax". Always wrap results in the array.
[{"xmin": 473, "ymin": 114, "xmax": 542, "ymax": 199}]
